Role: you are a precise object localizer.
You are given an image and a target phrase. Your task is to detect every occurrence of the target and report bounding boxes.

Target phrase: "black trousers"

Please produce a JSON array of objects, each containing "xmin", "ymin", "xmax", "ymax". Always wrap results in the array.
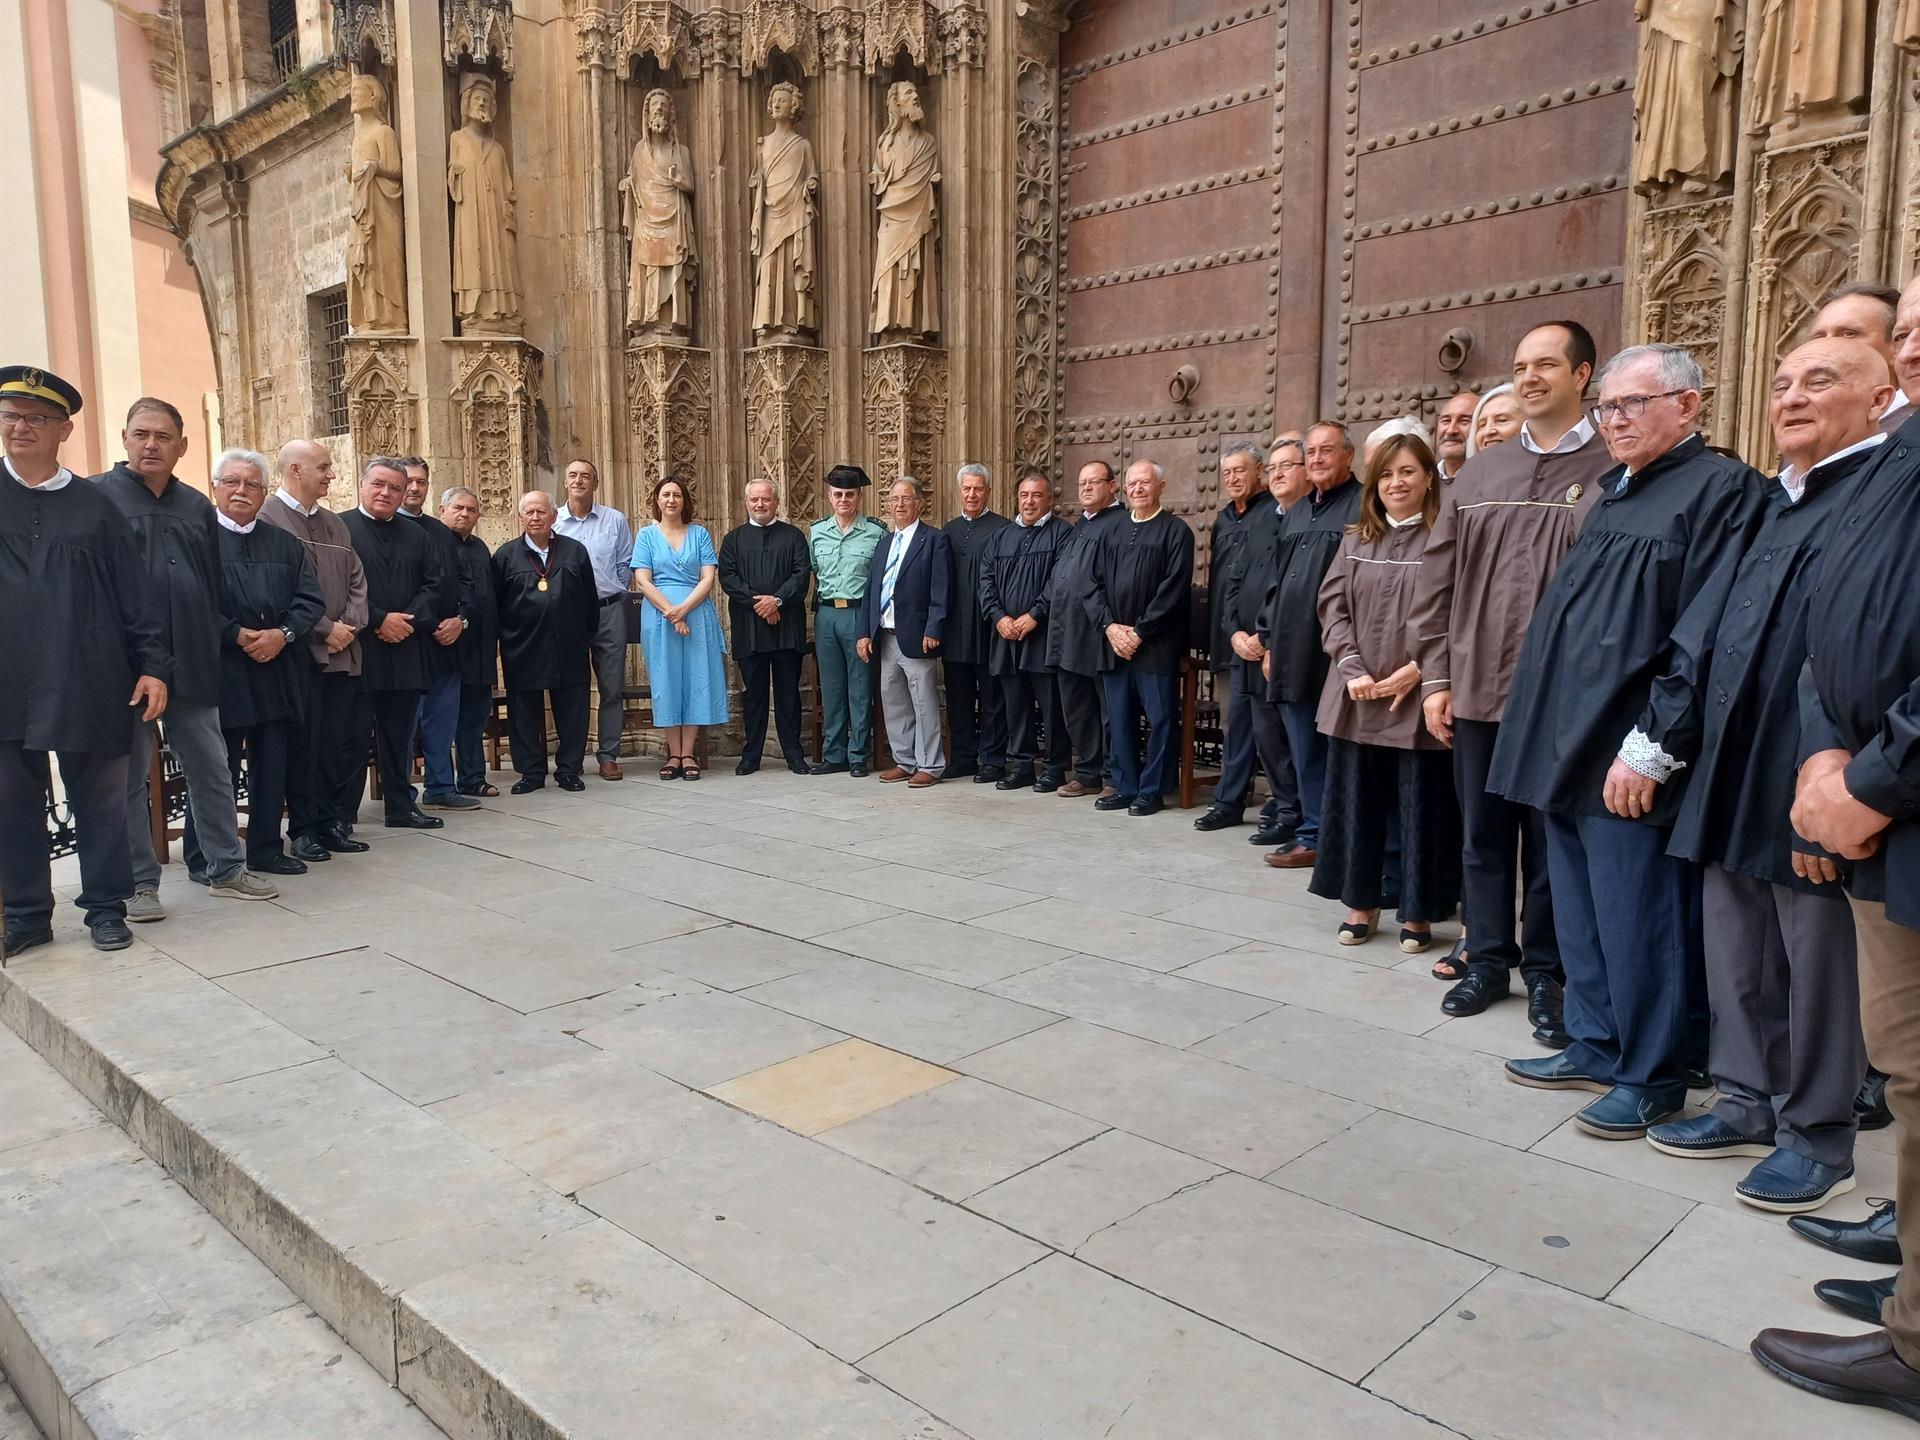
[
  {"xmin": 1248, "ymin": 691, "xmax": 1302, "ymax": 836},
  {"xmin": 288, "ymin": 670, "xmax": 359, "ymax": 838},
  {"xmin": 1055, "ymin": 668, "xmax": 1107, "ymax": 787},
  {"xmin": 455, "ymin": 679, "xmax": 493, "ymax": 793},
  {"xmin": 0, "ymin": 742, "xmax": 131, "ymax": 929},
  {"xmin": 1210, "ymin": 681, "xmax": 1258, "ymax": 814},
  {"xmin": 184, "ymin": 720, "xmax": 295, "ymax": 870},
  {"xmin": 508, "ymin": 684, "xmax": 589, "ymax": 783},
  {"xmin": 1310, "ymin": 738, "xmax": 1462, "ymax": 922},
  {"xmin": 739, "ymin": 649, "xmax": 805, "ymax": 766},
  {"xmin": 1453, "ymin": 716, "xmax": 1561, "ymax": 984},
  {"xmin": 347, "ymin": 685, "xmax": 423, "ymax": 821},
  {"xmin": 999, "ymin": 667, "xmax": 1068, "ymax": 781},
  {"xmin": 944, "ymin": 659, "xmax": 1006, "ymax": 773}
]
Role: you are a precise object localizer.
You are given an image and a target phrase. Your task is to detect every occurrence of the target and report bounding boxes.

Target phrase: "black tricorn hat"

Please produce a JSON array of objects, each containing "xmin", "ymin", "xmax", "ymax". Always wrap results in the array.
[{"xmin": 824, "ymin": 463, "xmax": 872, "ymax": 491}]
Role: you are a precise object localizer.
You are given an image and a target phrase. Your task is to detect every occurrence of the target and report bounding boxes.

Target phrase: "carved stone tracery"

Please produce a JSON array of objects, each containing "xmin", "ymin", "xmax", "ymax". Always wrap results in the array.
[
  {"xmin": 863, "ymin": 342, "xmax": 947, "ymax": 514},
  {"xmin": 344, "ymin": 337, "xmax": 417, "ymax": 462},
  {"xmin": 742, "ymin": 0, "xmax": 819, "ymax": 75},
  {"xmin": 1012, "ymin": 55, "xmax": 1059, "ymax": 480},
  {"xmin": 863, "ymin": 0, "xmax": 937, "ymax": 71},
  {"xmin": 626, "ymin": 340, "xmax": 713, "ymax": 498},
  {"xmin": 333, "ymin": 0, "xmax": 397, "ymax": 66},
  {"xmin": 746, "ymin": 343, "xmax": 829, "ymax": 521},
  {"xmin": 450, "ymin": 339, "xmax": 541, "ymax": 539},
  {"xmin": 619, "ymin": 1, "xmax": 696, "ymax": 75},
  {"xmin": 443, "ymin": 0, "xmax": 514, "ymax": 73}
]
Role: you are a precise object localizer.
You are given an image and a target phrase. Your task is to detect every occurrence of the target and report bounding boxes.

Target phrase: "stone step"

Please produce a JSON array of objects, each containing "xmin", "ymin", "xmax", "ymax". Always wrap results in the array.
[
  {"xmin": 0, "ymin": 1024, "xmax": 440, "ymax": 1440},
  {"xmin": 0, "ymin": 940, "xmax": 957, "ymax": 1440}
]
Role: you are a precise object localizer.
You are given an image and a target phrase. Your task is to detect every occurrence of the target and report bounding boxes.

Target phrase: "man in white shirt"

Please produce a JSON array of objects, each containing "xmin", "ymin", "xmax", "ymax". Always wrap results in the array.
[
  {"xmin": 857, "ymin": 477, "xmax": 952, "ymax": 786},
  {"xmin": 550, "ymin": 458, "xmax": 634, "ymax": 780}
]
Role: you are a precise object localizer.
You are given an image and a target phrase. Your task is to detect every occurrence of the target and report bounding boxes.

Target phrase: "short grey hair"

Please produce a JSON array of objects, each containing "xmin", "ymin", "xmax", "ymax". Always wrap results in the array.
[
  {"xmin": 957, "ymin": 462, "xmax": 990, "ymax": 484},
  {"xmin": 439, "ymin": 485, "xmax": 478, "ymax": 508},
  {"xmin": 1126, "ymin": 458, "xmax": 1166, "ymax": 484},
  {"xmin": 1598, "ymin": 343, "xmax": 1704, "ymax": 396},
  {"xmin": 1221, "ymin": 441, "xmax": 1264, "ymax": 467},
  {"xmin": 212, "ymin": 447, "xmax": 270, "ymax": 485},
  {"xmin": 745, "ymin": 476, "xmax": 778, "ymax": 497},
  {"xmin": 1363, "ymin": 415, "xmax": 1434, "ymax": 454},
  {"xmin": 1267, "ymin": 436, "xmax": 1305, "ymax": 459},
  {"xmin": 891, "ymin": 474, "xmax": 925, "ymax": 497},
  {"xmin": 1466, "ymin": 383, "xmax": 1516, "ymax": 459},
  {"xmin": 362, "ymin": 454, "xmax": 408, "ymax": 481}
]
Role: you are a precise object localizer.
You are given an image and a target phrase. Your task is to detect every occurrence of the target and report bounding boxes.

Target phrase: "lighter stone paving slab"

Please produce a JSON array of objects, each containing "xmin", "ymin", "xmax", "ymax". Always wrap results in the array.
[
  {"xmin": 967, "ymin": 1130, "xmax": 1223, "ymax": 1252},
  {"xmin": 986, "ymin": 953, "xmax": 1273, "ymax": 1047},
  {"xmin": 710, "ymin": 1038, "xmax": 957, "ymax": 1135},
  {"xmin": 745, "ymin": 956, "xmax": 1061, "ymax": 1063}
]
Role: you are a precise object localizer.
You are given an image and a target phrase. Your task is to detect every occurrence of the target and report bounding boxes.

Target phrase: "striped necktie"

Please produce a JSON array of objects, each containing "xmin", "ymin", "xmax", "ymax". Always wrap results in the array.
[{"xmin": 880, "ymin": 531, "xmax": 906, "ymax": 615}]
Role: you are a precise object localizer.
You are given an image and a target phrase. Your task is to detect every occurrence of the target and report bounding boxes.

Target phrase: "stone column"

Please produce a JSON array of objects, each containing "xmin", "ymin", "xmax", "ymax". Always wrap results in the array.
[
  {"xmin": 572, "ymin": 8, "xmax": 625, "ymax": 506},
  {"xmin": 815, "ymin": 6, "xmax": 870, "ymax": 493},
  {"xmin": 936, "ymin": 2, "xmax": 1000, "ymax": 511},
  {"xmin": 689, "ymin": 8, "xmax": 750, "ymax": 536},
  {"xmin": 394, "ymin": 0, "xmax": 455, "ymax": 466},
  {"xmin": 1010, "ymin": 0, "xmax": 1065, "ymax": 501}
]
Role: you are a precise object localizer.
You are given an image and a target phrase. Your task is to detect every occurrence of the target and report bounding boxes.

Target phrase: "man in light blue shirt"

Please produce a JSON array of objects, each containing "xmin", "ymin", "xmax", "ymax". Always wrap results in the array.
[{"xmin": 552, "ymin": 457, "xmax": 634, "ymax": 779}]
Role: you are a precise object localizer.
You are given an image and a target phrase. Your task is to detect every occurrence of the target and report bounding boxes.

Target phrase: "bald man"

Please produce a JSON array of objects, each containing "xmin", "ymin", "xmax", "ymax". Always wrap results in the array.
[{"xmin": 260, "ymin": 438, "xmax": 371, "ymax": 859}]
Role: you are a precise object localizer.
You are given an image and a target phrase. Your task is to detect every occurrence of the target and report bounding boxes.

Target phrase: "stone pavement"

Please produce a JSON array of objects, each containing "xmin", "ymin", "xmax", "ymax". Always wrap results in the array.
[{"xmin": 3, "ymin": 767, "xmax": 1910, "ymax": 1438}]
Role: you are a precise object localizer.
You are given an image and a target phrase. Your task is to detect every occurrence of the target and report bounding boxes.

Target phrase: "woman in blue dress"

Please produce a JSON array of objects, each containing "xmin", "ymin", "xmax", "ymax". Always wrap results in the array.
[{"xmin": 630, "ymin": 475, "xmax": 728, "ymax": 778}]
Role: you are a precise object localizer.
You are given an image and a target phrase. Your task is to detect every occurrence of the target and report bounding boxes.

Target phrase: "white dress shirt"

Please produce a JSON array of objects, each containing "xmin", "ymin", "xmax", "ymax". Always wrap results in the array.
[{"xmin": 880, "ymin": 520, "xmax": 920, "ymax": 630}]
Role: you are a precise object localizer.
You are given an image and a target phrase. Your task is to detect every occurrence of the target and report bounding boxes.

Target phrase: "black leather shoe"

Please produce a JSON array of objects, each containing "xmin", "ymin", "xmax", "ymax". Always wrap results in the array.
[
  {"xmin": 849, "ymin": 763, "xmax": 870, "ymax": 778},
  {"xmin": 1032, "ymin": 776, "xmax": 1062, "ymax": 794},
  {"xmin": 1094, "ymin": 792, "xmax": 1133, "ymax": 812},
  {"xmin": 1128, "ymin": 795, "xmax": 1165, "ymax": 817},
  {"xmin": 89, "ymin": 917, "xmax": 134, "ymax": 951},
  {"xmin": 251, "ymin": 854, "xmax": 308, "ymax": 876},
  {"xmin": 996, "ymin": 772, "xmax": 1035, "ymax": 790},
  {"xmin": 734, "ymin": 760, "xmax": 761, "ymax": 776},
  {"xmin": 786, "ymin": 757, "xmax": 811, "ymax": 775},
  {"xmin": 2, "ymin": 925, "xmax": 53, "ymax": 958},
  {"xmin": 1815, "ymin": 1274, "xmax": 1897, "ymax": 1326},
  {"xmin": 319, "ymin": 825, "xmax": 369, "ymax": 854},
  {"xmin": 384, "ymin": 809, "xmax": 445, "ymax": 829},
  {"xmin": 974, "ymin": 768, "xmax": 1005, "ymax": 785},
  {"xmin": 1791, "ymin": 1198, "xmax": 1900, "ymax": 1266},
  {"xmin": 810, "ymin": 760, "xmax": 850, "ymax": 776},
  {"xmin": 1193, "ymin": 808, "xmax": 1242, "ymax": 832},
  {"xmin": 1249, "ymin": 823, "xmax": 1293, "ymax": 846},
  {"xmin": 1526, "ymin": 975, "xmax": 1564, "ymax": 1032},
  {"xmin": 1532, "ymin": 1023, "xmax": 1573, "ymax": 1050},
  {"xmin": 1857, "ymin": 1069, "xmax": 1894, "ymax": 1131},
  {"xmin": 510, "ymin": 778, "xmax": 546, "ymax": 794},
  {"xmin": 1441, "ymin": 966, "xmax": 1510, "ymax": 1017},
  {"xmin": 947, "ymin": 765, "xmax": 978, "ymax": 781},
  {"xmin": 556, "ymin": 775, "xmax": 586, "ymax": 792},
  {"xmin": 289, "ymin": 836, "xmax": 331, "ymax": 863}
]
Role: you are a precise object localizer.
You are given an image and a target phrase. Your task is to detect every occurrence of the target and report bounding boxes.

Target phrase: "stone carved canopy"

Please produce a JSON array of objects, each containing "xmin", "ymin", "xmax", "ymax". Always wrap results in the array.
[
  {"xmin": 344, "ymin": 337, "xmax": 417, "ymax": 462},
  {"xmin": 450, "ymin": 339, "xmax": 541, "ymax": 533},
  {"xmin": 619, "ymin": 1, "xmax": 698, "ymax": 75},
  {"xmin": 333, "ymin": 0, "xmax": 397, "ymax": 66},
  {"xmin": 864, "ymin": 342, "xmax": 947, "ymax": 514},
  {"xmin": 627, "ymin": 340, "xmax": 713, "ymax": 494},
  {"xmin": 741, "ymin": 0, "xmax": 819, "ymax": 75},
  {"xmin": 444, "ymin": 0, "xmax": 514, "ymax": 72},
  {"xmin": 746, "ymin": 343, "xmax": 828, "ymax": 520}
]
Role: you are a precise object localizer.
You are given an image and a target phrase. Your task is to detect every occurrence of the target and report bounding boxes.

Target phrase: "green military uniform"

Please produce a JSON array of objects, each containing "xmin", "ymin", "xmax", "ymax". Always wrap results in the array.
[{"xmin": 810, "ymin": 465, "xmax": 888, "ymax": 770}]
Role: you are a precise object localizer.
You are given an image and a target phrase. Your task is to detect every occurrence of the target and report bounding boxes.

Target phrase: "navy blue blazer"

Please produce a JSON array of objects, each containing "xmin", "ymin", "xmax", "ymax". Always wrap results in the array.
[{"xmin": 859, "ymin": 522, "xmax": 951, "ymax": 654}]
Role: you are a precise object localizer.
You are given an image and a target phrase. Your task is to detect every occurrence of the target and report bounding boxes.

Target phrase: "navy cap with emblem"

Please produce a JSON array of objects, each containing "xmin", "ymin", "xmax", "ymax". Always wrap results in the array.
[{"xmin": 0, "ymin": 365, "xmax": 82, "ymax": 417}]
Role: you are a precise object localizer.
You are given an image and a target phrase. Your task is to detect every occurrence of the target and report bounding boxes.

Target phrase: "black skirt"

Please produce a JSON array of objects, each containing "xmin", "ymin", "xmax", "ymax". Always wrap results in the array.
[{"xmin": 1310, "ymin": 736, "xmax": 1462, "ymax": 922}]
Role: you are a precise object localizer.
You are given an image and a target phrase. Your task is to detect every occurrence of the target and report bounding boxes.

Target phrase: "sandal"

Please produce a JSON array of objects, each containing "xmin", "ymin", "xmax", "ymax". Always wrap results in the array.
[
  {"xmin": 1337, "ymin": 909, "xmax": 1380, "ymax": 946},
  {"xmin": 466, "ymin": 782, "xmax": 500, "ymax": 798},
  {"xmin": 659, "ymin": 756, "xmax": 684, "ymax": 780},
  {"xmin": 679, "ymin": 755, "xmax": 702, "ymax": 781},
  {"xmin": 1431, "ymin": 935, "xmax": 1468, "ymax": 981},
  {"xmin": 1399, "ymin": 927, "xmax": 1433, "ymax": 954}
]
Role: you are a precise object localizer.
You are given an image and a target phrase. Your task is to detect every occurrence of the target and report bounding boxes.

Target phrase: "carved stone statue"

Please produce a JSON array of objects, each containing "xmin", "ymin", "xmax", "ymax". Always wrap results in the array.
[
  {"xmin": 869, "ymin": 80, "xmax": 940, "ymax": 338},
  {"xmin": 448, "ymin": 73, "xmax": 523, "ymax": 333},
  {"xmin": 346, "ymin": 73, "xmax": 407, "ymax": 332},
  {"xmin": 1747, "ymin": 0, "xmax": 1869, "ymax": 134},
  {"xmin": 750, "ymin": 82, "xmax": 818, "ymax": 338},
  {"xmin": 621, "ymin": 89, "xmax": 697, "ymax": 336},
  {"xmin": 1631, "ymin": 0, "xmax": 1744, "ymax": 196}
]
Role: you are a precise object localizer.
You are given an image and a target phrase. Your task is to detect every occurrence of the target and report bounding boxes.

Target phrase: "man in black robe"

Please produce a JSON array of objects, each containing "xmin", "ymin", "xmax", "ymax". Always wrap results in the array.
[
  {"xmin": 492, "ymin": 490, "xmax": 599, "ymax": 792},
  {"xmin": 942, "ymin": 463, "xmax": 1011, "ymax": 782},
  {"xmin": 204, "ymin": 449, "xmax": 325, "ymax": 876},
  {"xmin": 341, "ymin": 456, "xmax": 447, "ymax": 829},
  {"xmin": 1085, "ymin": 458, "xmax": 1194, "ymax": 817},
  {"xmin": 0, "ymin": 367, "xmax": 168, "ymax": 954},
  {"xmin": 1493, "ymin": 344, "xmax": 1765, "ymax": 1142},
  {"xmin": 1195, "ymin": 441, "xmax": 1267, "ymax": 831},
  {"xmin": 99, "ymin": 397, "xmax": 278, "ymax": 910},
  {"xmin": 981, "ymin": 472, "xmax": 1066, "ymax": 790},
  {"xmin": 435, "ymin": 485, "xmax": 500, "ymax": 798},
  {"xmin": 1044, "ymin": 461, "xmax": 1125, "ymax": 797},
  {"xmin": 1259, "ymin": 421, "xmax": 1362, "ymax": 868},
  {"xmin": 1626, "ymin": 340, "xmax": 1888, "ymax": 1217},
  {"xmin": 400, "ymin": 457, "xmax": 478, "ymax": 812},
  {"xmin": 717, "ymin": 478, "xmax": 811, "ymax": 775}
]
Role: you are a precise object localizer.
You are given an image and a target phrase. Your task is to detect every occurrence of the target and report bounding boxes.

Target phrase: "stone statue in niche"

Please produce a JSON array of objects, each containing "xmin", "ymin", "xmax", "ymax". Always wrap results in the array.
[
  {"xmin": 1746, "ymin": 0, "xmax": 1869, "ymax": 134},
  {"xmin": 869, "ymin": 80, "xmax": 940, "ymax": 339},
  {"xmin": 750, "ymin": 82, "xmax": 818, "ymax": 338},
  {"xmin": 346, "ymin": 73, "xmax": 407, "ymax": 332},
  {"xmin": 1631, "ymin": 0, "xmax": 1744, "ymax": 196},
  {"xmin": 448, "ymin": 72, "xmax": 523, "ymax": 334},
  {"xmin": 621, "ymin": 88, "xmax": 697, "ymax": 336}
]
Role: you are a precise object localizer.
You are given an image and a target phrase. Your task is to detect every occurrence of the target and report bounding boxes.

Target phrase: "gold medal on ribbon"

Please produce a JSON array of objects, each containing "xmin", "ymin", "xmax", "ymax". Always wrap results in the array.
[
  {"xmin": 1565, "ymin": 483, "xmax": 1583, "ymax": 504},
  {"xmin": 537, "ymin": 578, "xmax": 548, "ymax": 592}
]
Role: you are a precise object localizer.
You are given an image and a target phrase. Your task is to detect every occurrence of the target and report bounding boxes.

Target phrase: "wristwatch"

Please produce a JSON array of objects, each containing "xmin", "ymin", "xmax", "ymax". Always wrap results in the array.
[{"xmin": 279, "ymin": 626, "xmax": 296, "ymax": 646}]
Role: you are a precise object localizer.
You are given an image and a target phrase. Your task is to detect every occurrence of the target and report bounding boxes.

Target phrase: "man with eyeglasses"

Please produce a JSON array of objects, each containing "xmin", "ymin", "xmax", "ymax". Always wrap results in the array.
[
  {"xmin": 1409, "ymin": 321, "xmax": 1617, "ymax": 1038},
  {"xmin": 98, "ymin": 396, "xmax": 279, "ymax": 912},
  {"xmin": 0, "ymin": 367, "xmax": 168, "ymax": 954},
  {"xmin": 1492, "ymin": 343, "xmax": 1764, "ymax": 1142},
  {"xmin": 1194, "ymin": 441, "xmax": 1270, "ymax": 833}
]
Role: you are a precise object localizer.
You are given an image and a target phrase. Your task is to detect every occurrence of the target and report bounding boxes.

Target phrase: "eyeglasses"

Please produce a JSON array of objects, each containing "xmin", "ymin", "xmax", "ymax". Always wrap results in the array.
[
  {"xmin": 215, "ymin": 477, "xmax": 267, "ymax": 492},
  {"xmin": 0, "ymin": 409, "xmax": 57, "ymax": 431},
  {"xmin": 1590, "ymin": 390, "xmax": 1688, "ymax": 424}
]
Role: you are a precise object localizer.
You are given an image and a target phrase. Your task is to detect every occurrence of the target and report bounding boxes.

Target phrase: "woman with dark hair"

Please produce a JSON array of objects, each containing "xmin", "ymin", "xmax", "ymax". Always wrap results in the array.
[
  {"xmin": 630, "ymin": 476, "xmax": 727, "ymax": 778},
  {"xmin": 1311, "ymin": 435, "xmax": 1461, "ymax": 949}
]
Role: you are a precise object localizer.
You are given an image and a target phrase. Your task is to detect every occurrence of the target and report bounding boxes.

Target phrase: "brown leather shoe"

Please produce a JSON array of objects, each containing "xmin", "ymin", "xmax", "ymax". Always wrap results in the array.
[
  {"xmin": 1056, "ymin": 779, "xmax": 1095, "ymax": 798},
  {"xmin": 877, "ymin": 766, "xmax": 911, "ymax": 783},
  {"xmin": 1265, "ymin": 843, "xmax": 1318, "ymax": 869},
  {"xmin": 1751, "ymin": 1327, "xmax": 1920, "ymax": 1421},
  {"xmin": 599, "ymin": 760, "xmax": 624, "ymax": 781},
  {"xmin": 907, "ymin": 772, "xmax": 940, "ymax": 788}
]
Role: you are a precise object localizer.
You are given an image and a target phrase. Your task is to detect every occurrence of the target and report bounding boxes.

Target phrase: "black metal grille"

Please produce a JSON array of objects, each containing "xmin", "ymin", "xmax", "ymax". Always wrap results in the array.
[
  {"xmin": 268, "ymin": 0, "xmax": 300, "ymax": 73},
  {"xmin": 316, "ymin": 286, "xmax": 349, "ymax": 435}
]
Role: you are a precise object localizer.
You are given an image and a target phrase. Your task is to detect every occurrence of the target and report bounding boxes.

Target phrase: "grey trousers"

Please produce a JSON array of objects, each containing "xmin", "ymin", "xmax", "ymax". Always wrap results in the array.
[
  {"xmin": 589, "ymin": 598, "xmax": 628, "ymax": 763},
  {"xmin": 127, "ymin": 700, "xmax": 244, "ymax": 888},
  {"xmin": 1704, "ymin": 864, "xmax": 1863, "ymax": 1166},
  {"xmin": 877, "ymin": 631, "xmax": 945, "ymax": 776}
]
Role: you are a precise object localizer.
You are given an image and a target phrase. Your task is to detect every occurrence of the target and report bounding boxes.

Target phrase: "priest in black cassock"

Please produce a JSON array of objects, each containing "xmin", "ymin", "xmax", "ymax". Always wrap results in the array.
[
  {"xmin": 341, "ymin": 457, "xmax": 448, "ymax": 829},
  {"xmin": 981, "ymin": 472, "xmax": 1066, "ymax": 790},
  {"xmin": 0, "ymin": 366, "xmax": 168, "ymax": 954},
  {"xmin": 435, "ymin": 485, "xmax": 500, "ymax": 799},
  {"xmin": 1044, "ymin": 461, "xmax": 1125, "ymax": 796},
  {"xmin": 204, "ymin": 448, "xmax": 324, "ymax": 877},
  {"xmin": 1084, "ymin": 458, "xmax": 1194, "ymax": 817},
  {"xmin": 399, "ymin": 457, "xmax": 478, "ymax": 812},
  {"xmin": 717, "ymin": 478, "xmax": 811, "ymax": 775},
  {"xmin": 941, "ymin": 463, "xmax": 1011, "ymax": 782},
  {"xmin": 1492, "ymin": 344, "xmax": 1765, "ymax": 1143},
  {"xmin": 493, "ymin": 490, "xmax": 599, "ymax": 793}
]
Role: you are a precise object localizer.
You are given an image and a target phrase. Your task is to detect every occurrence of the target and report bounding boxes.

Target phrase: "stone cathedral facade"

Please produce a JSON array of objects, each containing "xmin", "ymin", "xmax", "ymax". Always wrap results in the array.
[{"xmin": 152, "ymin": 0, "xmax": 1920, "ymax": 557}]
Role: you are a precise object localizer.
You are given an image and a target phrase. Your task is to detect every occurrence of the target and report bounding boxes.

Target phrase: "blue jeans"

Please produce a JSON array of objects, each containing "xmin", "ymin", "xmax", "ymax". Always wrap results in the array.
[
  {"xmin": 1279, "ymin": 702, "xmax": 1329, "ymax": 849},
  {"xmin": 1546, "ymin": 810, "xmax": 1703, "ymax": 1097},
  {"xmin": 1101, "ymin": 665, "xmax": 1178, "ymax": 800},
  {"xmin": 419, "ymin": 671, "xmax": 462, "ymax": 799}
]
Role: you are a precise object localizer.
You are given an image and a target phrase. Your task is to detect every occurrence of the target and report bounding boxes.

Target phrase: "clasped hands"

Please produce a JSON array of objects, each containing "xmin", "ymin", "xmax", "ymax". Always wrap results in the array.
[
  {"xmin": 1344, "ymin": 662, "xmax": 1421, "ymax": 710},
  {"xmin": 1790, "ymin": 748, "xmax": 1891, "ymax": 885},
  {"xmin": 996, "ymin": 614, "xmax": 1038, "ymax": 642},
  {"xmin": 235, "ymin": 627, "xmax": 289, "ymax": 664},
  {"xmin": 1106, "ymin": 622, "xmax": 1142, "ymax": 661}
]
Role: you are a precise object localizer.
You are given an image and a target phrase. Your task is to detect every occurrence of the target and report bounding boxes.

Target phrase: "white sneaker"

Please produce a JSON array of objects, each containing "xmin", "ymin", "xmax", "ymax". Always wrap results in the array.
[
  {"xmin": 126, "ymin": 885, "xmax": 166, "ymax": 923},
  {"xmin": 208, "ymin": 870, "xmax": 279, "ymax": 902}
]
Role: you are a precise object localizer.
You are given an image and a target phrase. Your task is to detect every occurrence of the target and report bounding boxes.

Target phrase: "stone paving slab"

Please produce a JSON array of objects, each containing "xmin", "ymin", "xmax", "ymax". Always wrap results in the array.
[
  {"xmin": 1175, "ymin": 943, "xmax": 1451, "ymax": 1035},
  {"xmin": 965, "ymin": 1130, "xmax": 1223, "ymax": 1253},
  {"xmin": 971, "ymin": 897, "xmax": 1239, "ymax": 971},
  {"xmin": 986, "ymin": 953, "xmax": 1273, "ymax": 1047},
  {"xmin": 578, "ymin": 987, "xmax": 846, "ymax": 1089},
  {"xmin": 815, "ymin": 910, "xmax": 1071, "ymax": 987},
  {"xmin": 614, "ymin": 922, "xmax": 841, "ymax": 990},
  {"xmin": 710, "ymin": 1038, "xmax": 958, "ymax": 1135},
  {"xmin": 0, "ymin": 1377, "xmax": 33, "ymax": 1440}
]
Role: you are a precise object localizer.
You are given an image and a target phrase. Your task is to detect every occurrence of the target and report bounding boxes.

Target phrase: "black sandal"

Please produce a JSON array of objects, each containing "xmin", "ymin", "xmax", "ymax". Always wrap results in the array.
[
  {"xmin": 1336, "ymin": 910, "xmax": 1380, "ymax": 946},
  {"xmin": 659, "ymin": 756, "xmax": 684, "ymax": 780},
  {"xmin": 1399, "ymin": 927, "xmax": 1433, "ymax": 954},
  {"xmin": 1431, "ymin": 935, "xmax": 1468, "ymax": 980},
  {"xmin": 679, "ymin": 755, "xmax": 702, "ymax": 781}
]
